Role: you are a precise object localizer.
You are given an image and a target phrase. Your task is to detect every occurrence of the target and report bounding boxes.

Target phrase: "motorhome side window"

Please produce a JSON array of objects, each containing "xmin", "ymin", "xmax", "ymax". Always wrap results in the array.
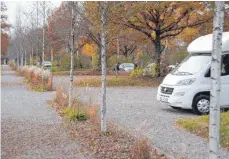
[
  {"xmin": 222, "ymin": 54, "xmax": 229, "ymax": 76},
  {"xmin": 205, "ymin": 54, "xmax": 229, "ymax": 77}
]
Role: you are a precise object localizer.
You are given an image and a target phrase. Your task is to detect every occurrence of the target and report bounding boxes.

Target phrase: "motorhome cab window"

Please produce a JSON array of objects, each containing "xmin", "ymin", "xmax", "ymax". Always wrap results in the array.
[{"xmin": 172, "ymin": 54, "xmax": 211, "ymax": 75}]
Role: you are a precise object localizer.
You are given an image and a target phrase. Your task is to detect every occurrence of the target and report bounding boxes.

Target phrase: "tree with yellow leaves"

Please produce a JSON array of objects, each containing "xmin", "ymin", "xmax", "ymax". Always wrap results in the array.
[
  {"xmin": 81, "ymin": 43, "xmax": 98, "ymax": 57},
  {"xmin": 112, "ymin": 1, "xmax": 212, "ymax": 76}
]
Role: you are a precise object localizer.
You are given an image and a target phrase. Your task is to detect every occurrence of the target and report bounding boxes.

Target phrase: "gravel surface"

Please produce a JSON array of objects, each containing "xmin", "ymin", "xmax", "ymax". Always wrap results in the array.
[
  {"xmin": 1, "ymin": 65, "xmax": 95, "ymax": 159},
  {"xmin": 54, "ymin": 75, "xmax": 229, "ymax": 159}
]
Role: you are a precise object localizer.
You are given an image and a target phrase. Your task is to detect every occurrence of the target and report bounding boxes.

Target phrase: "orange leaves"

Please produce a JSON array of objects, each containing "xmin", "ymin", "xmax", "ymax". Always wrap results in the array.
[
  {"xmin": 1, "ymin": 31, "xmax": 9, "ymax": 56},
  {"xmin": 81, "ymin": 43, "xmax": 98, "ymax": 57},
  {"xmin": 179, "ymin": 28, "xmax": 199, "ymax": 43},
  {"xmin": 78, "ymin": 36, "xmax": 88, "ymax": 46},
  {"xmin": 1, "ymin": 2, "xmax": 11, "ymax": 56}
]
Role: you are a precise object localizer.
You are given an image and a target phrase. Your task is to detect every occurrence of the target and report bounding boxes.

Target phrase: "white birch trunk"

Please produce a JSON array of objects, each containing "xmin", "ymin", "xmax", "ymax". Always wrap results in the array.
[
  {"xmin": 51, "ymin": 47, "xmax": 53, "ymax": 64},
  {"xmin": 30, "ymin": 54, "xmax": 32, "ymax": 66},
  {"xmin": 209, "ymin": 2, "xmax": 224, "ymax": 159},
  {"xmin": 76, "ymin": 50, "xmax": 79, "ymax": 57},
  {"xmin": 117, "ymin": 37, "xmax": 119, "ymax": 61},
  {"xmin": 31, "ymin": 47, "xmax": 34, "ymax": 66},
  {"xmin": 17, "ymin": 51, "xmax": 19, "ymax": 70},
  {"xmin": 100, "ymin": 1, "xmax": 107, "ymax": 133},
  {"xmin": 36, "ymin": 1, "xmax": 39, "ymax": 65},
  {"xmin": 42, "ymin": 1, "xmax": 45, "ymax": 69},
  {"xmin": 21, "ymin": 46, "xmax": 24, "ymax": 66},
  {"xmin": 68, "ymin": 2, "xmax": 75, "ymax": 107},
  {"xmin": 21, "ymin": 55, "xmax": 23, "ymax": 66},
  {"xmin": 25, "ymin": 50, "xmax": 27, "ymax": 66}
]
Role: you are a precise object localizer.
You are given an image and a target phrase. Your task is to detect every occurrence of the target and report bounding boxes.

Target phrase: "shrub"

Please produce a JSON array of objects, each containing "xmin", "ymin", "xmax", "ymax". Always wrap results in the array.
[
  {"xmin": 32, "ymin": 84, "xmax": 48, "ymax": 92},
  {"xmin": 60, "ymin": 54, "xmax": 80, "ymax": 71},
  {"xmin": 151, "ymin": 64, "xmax": 157, "ymax": 77},
  {"xmin": 62, "ymin": 106, "xmax": 88, "ymax": 121},
  {"xmin": 18, "ymin": 66, "xmax": 52, "ymax": 91},
  {"xmin": 92, "ymin": 55, "xmax": 99, "ymax": 70},
  {"xmin": 130, "ymin": 68, "xmax": 144, "ymax": 78},
  {"xmin": 142, "ymin": 63, "xmax": 158, "ymax": 77},
  {"xmin": 25, "ymin": 78, "xmax": 30, "ymax": 83},
  {"xmin": 132, "ymin": 137, "xmax": 153, "ymax": 159},
  {"xmin": 9, "ymin": 61, "xmax": 16, "ymax": 70},
  {"xmin": 79, "ymin": 54, "xmax": 92, "ymax": 69},
  {"xmin": 51, "ymin": 66, "xmax": 59, "ymax": 72},
  {"xmin": 107, "ymin": 55, "xmax": 117, "ymax": 68},
  {"xmin": 55, "ymin": 87, "xmax": 98, "ymax": 122},
  {"xmin": 55, "ymin": 87, "xmax": 69, "ymax": 107},
  {"xmin": 31, "ymin": 58, "xmax": 37, "ymax": 65},
  {"xmin": 52, "ymin": 61, "xmax": 58, "ymax": 67},
  {"xmin": 87, "ymin": 104, "xmax": 99, "ymax": 123}
]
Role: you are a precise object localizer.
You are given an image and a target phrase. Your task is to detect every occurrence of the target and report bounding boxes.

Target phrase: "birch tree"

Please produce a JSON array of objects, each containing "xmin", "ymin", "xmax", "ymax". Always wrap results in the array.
[
  {"xmin": 41, "ymin": 1, "xmax": 46, "ymax": 69},
  {"xmin": 35, "ymin": 1, "xmax": 52, "ymax": 67},
  {"xmin": 15, "ymin": 5, "xmax": 23, "ymax": 67},
  {"xmin": 209, "ymin": 2, "xmax": 224, "ymax": 159},
  {"xmin": 100, "ymin": 1, "xmax": 108, "ymax": 133},
  {"xmin": 68, "ymin": 1, "xmax": 76, "ymax": 107},
  {"xmin": 22, "ymin": 5, "xmax": 38, "ymax": 66}
]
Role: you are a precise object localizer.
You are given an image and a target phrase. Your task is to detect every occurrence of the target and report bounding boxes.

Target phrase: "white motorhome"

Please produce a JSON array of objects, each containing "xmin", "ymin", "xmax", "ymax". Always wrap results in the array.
[{"xmin": 157, "ymin": 32, "xmax": 229, "ymax": 115}]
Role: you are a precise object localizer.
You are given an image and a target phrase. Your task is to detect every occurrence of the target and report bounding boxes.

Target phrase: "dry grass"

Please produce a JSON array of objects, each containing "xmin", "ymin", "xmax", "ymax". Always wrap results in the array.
[
  {"xmin": 55, "ymin": 87, "xmax": 69, "ymax": 107},
  {"xmin": 75, "ymin": 76, "xmax": 162, "ymax": 87},
  {"xmin": 8, "ymin": 62, "xmax": 16, "ymax": 70},
  {"xmin": 53, "ymin": 70, "xmax": 129, "ymax": 76},
  {"xmin": 49, "ymin": 87, "xmax": 167, "ymax": 159},
  {"xmin": 132, "ymin": 137, "xmax": 154, "ymax": 159},
  {"xmin": 18, "ymin": 66, "xmax": 53, "ymax": 91},
  {"xmin": 64, "ymin": 120, "xmax": 166, "ymax": 159},
  {"xmin": 176, "ymin": 112, "xmax": 229, "ymax": 150},
  {"xmin": 53, "ymin": 87, "xmax": 99, "ymax": 122}
]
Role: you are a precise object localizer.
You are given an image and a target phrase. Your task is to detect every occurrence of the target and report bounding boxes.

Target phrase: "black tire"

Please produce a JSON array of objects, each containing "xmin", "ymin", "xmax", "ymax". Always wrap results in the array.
[
  {"xmin": 192, "ymin": 94, "xmax": 210, "ymax": 115},
  {"xmin": 171, "ymin": 106, "xmax": 181, "ymax": 109}
]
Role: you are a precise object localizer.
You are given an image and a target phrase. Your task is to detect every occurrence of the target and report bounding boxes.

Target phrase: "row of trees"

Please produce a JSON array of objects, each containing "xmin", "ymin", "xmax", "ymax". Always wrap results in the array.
[
  {"xmin": 7, "ymin": 2, "xmax": 51, "ymax": 68},
  {"xmin": 8, "ymin": 2, "xmax": 229, "ymax": 73}
]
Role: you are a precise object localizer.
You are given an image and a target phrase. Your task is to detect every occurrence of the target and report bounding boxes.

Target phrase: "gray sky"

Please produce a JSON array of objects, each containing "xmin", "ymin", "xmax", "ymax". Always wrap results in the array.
[{"xmin": 5, "ymin": 1, "xmax": 62, "ymax": 27}]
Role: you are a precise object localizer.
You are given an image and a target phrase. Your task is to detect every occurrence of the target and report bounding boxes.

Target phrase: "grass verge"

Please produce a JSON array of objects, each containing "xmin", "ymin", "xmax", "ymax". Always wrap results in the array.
[
  {"xmin": 75, "ymin": 77, "xmax": 162, "ymax": 87},
  {"xmin": 176, "ymin": 112, "xmax": 229, "ymax": 150},
  {"xmin": 30, "ymin": 84, "xmax": 48, "ymax": 92}
]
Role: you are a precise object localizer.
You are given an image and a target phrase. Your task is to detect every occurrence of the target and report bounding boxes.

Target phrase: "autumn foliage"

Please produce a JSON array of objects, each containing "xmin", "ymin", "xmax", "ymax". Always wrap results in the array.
[
  {"xmin": 81, "ymin": 43, "xmax": 98, "ymax": 56},
  {"xmin": 1, "ymin": 2, "xmax": 11, "ymax": 56},
  {"xmin": 1, "ymin": 32, "xmax": 9, "ymax": 56}
]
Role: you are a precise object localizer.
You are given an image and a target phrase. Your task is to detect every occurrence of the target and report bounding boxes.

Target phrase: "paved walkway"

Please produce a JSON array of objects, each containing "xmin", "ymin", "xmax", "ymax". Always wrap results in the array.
[{"xmin": 1, "ymin": 65, "xmax": 94, "ymax": 159}]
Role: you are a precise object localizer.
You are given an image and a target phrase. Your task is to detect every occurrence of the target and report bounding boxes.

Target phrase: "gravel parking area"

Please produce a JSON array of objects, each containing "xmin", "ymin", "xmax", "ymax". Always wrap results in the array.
[
  {"xmin": 1, "ymin": 66, "xmax": 94, "ymax": 159},
  {"xmin": 54, "ymin": 75, "xmax": 229, "ymax": 159}
]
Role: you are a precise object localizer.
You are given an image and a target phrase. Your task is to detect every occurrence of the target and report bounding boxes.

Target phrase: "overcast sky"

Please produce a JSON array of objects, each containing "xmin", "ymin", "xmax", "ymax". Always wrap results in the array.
[{"xmin": 5, "ymin": 1, "xmax": 62, "ymax": 27}]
